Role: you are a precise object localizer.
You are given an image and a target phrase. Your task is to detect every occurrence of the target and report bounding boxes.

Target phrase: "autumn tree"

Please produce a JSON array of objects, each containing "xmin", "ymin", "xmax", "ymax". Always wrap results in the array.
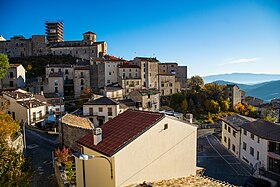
[
  {"xmin": 220, "ymin": 99, "xmax": 230, "ymax": 112},
  {"xmin": 0, "ymin": 53, "xmax": 9, "ymax": 78},
  {"xmin": 0, "ymin": 111, "xmax": 32, "ymax": 187},
  {"xmin": 262, "ymin": 109, "xmax": 277, "ymax": 123}
]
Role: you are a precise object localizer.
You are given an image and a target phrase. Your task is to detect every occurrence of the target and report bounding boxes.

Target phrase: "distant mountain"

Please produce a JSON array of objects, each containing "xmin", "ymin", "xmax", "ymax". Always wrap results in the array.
[
  {"xmin": 213, "ymin": 80, "xmax": 280, "ymax": 101},
  {"xmin": 204, "ymin": 73, "xmax": 280, "ymax": 84}
]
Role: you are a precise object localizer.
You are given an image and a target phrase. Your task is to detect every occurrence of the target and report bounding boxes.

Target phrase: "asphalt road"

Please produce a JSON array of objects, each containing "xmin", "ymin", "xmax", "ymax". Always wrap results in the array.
[
  {"xmin": 197, "ymin": 135, "xmax": 253, "ymax": 186},
  {"xmin": 25, "ymin": 128, "xmax": 60, "ymax": 187}
]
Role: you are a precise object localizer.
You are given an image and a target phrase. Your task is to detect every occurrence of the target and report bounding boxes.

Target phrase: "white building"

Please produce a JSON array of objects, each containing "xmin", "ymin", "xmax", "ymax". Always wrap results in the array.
[
  {"xmin": 240, "ymin": 119, "xmax": 280, "ymax": 176},
  {"xmin": 221, "ymin": 115, "xmax": 256, "ymax": 158},
  {"xmin": 75, "ymin": 109, "xmax": 197, "ymax": 187},
  {"xmin": 83, "ymin": 96, "xmax": 127, "ymax": 126},
  {"xmin": 0, "ymin": 64, "xmax": 26, "ymax": 90},
  {"xmin": 3, "ymin": 89, "xmax": 48, "ymax": 126}
]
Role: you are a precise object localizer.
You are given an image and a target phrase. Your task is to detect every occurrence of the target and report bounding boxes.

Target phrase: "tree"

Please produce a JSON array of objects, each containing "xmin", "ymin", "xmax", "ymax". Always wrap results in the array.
[
  {"xmin": 0, "ymin": 53, "xmax": 9, "ymax": 78},
  {"xmin": 0, "ymin": 112, "xmax": 32, "ymax": 187},
  {"xmin": 180, "ymin": 99, "xmax": 188, "ymax": 114},
  {"xmin": 189, "ymin": 76, "xmax": 204, "ymax": 92},
  {"xmin": 262, "ymin": 109, "xmax": 277, "ymax": 123},
  {"xmin": 220, "ymin": 99, "xmax": 230, "ymax": 112}
]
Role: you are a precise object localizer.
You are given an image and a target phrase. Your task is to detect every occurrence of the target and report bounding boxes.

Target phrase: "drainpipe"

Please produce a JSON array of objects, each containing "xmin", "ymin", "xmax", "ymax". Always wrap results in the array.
[{"xmin": 82, "ymin": 146, "xmax": 86, "ymax": 187}]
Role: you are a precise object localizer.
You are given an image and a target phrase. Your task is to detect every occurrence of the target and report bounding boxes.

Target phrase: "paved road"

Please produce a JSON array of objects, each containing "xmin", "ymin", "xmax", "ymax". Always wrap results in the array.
[
  {"xmin": 25, "ymin": 129, "xmax": 60, "ymax": 187},
  {"xmin": 197, "ymin": 135, "xmax": 253, "ymax": 186}
]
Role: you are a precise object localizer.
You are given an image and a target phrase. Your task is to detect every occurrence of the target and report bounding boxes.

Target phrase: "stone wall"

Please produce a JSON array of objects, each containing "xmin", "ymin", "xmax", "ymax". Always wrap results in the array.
[{"xmin": 60, "ymin": 123, "xmax": 92, "ymax": 151}]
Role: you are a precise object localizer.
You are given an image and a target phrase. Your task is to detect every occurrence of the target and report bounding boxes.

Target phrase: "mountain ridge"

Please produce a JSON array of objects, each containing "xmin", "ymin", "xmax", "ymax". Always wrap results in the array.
[{"xmin": 204, "ymin": 73, "xmax": 280, "ymax": 84}]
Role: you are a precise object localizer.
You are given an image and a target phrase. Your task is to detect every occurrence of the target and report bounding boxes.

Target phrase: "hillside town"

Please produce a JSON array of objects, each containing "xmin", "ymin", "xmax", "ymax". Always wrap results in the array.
[{"xmin": 1, "ymin": 20, "xmax": 280, "ymax": 187}]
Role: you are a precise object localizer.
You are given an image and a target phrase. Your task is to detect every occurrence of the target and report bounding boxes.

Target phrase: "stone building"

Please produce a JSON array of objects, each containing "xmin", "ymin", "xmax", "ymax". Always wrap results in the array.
[
  {"xmin": 45, "ymin": 64, "xmax": 74, "ymax": 96},
  {"xmin": 128, "ymin": 89, "xmax": 160, "ymax": 112},
  {"xmin": 60, "ymin": 113, "xmax": 93, "ymax": 151},
  {"xmin": 132, "ymin": 57, "xmax": 159, "ymax": 89},
  {"xmin": 49, "ymin": 31, "xmax": 107, "ymax": 60},
  {"xmin": 73, "ymin": 66, "xmax": 91, "ymax": 98},
  {"xmin": 159, "ymin": 62, "xmax": 188, "ymax": 89},
  {"xmin": 226, "ymin": 84, "xmax": 245, "ymax": 107},
  {"xmin": 0, "ymin": 35, "xmax": 47, "ymax": 58},
  {"xmin": 158, "ymin": 73, "xmax": 176, "ymax": 96},
  {"xmin": 0, "ymin": 64, "xmax": 26, "ymax": 91},
  {"xmin": 117, "ymin": 64, "xmax": 142, "ymax": 97}
]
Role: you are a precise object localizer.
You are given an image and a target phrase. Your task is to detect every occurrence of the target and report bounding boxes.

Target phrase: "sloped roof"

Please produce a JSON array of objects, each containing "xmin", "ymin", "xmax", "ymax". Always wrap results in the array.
[
  {"xmin": 77, "ymin": 109, "xmax": 165, "ymax": 156},
  {"xmin": 240, "ymin": 119, "xmax": 280, "ymax": 142},
  {"xmin": 84, "ymin": 96, "xmax": 118, "ymax": 105},
  {"xmin": 222, "ymin": 114, "xmax": 256, "ymax": 130},
  {"xmin": 62, "ymin": 113, "xmax": 93, "ymax": 130}
]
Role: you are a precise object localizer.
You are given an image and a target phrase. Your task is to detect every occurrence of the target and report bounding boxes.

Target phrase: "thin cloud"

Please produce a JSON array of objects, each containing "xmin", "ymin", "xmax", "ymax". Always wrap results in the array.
[{"xmin": 220, "ymin": 57, "xmax": 260, "ymax": 66}]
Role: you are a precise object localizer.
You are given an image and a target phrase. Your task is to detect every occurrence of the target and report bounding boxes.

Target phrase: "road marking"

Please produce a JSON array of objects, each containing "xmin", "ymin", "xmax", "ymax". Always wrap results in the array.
[
  {"xmin": 206, "ymin": 135, "xmax": 240, "ymax": 175},
  {"xmin": 198, "ymin": 155, "xmax": 235, "ymax": 157},
  {"xmin": 27, "ymin": 144, "xmax": 39, "ymax": 149}
]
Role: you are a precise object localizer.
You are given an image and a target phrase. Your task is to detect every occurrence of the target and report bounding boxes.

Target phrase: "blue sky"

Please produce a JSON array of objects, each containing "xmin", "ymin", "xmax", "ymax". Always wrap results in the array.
[{"xmin": 1, "ymin": 0, "xmax": 280, "ymax": 76}]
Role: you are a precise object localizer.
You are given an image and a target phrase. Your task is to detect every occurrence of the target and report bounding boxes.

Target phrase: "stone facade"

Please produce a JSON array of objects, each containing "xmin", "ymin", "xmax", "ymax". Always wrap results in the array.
[
  {"xmin": 159, "ymin": 73, "xmax": 176, "ymax": 96},
  {"xmin": 73, "ymin": 66, "xmax": 91, "ymax": 98},
  {"xmin": 0, "ymin": 35, "xmax": 47, "ymax": 58},
  {"xmin": 226, "ymin": 84, "xmax": 245, "ymax": 107},
  {"xmin": 0, "ymin": 64, "xmax": 26, "ymax": 90}
]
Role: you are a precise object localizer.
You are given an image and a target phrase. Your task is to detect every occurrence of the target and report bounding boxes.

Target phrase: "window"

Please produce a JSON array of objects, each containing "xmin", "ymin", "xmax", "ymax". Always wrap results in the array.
[
  {"xmin": 9, "ymin": 72, "xmax": 14, "ymax": 78},
  {"xmin": 89, "ymin": 107, "xmax": 93, "ymax": 115},
  {"xmin": 243, "ymin": 129, "xmax": 247, "ymax": 135},
  {"xmin": 55, "ymin": 87, "xmax": 58, "ymax": 93},
  {"xmin": 232, "ymin": 144, "xmax": 236, "ymax": 152},
  {"xmin": 51, "ymin": 68, "xmax": 54, "ymax": 72},
  {"xmin": 98, "ymin": 107, "xmax": 103, "ymax": 112},
  {"xmin": 251, "ymin": 133, "xmax": 254, "ymax": 140},
  {"xmin": 81, "ymin": 87, "xmax": 84, "ymax": 91},
  {"xmin": 65, "ymin": 69, "xmax": 69, "ymax": 74},
  {"xmin": 59, "ymin": 69, "xmax": 61, "ymax": 72},
  {"xmin": 109, "ymin": 72, "xmax": 111, "ymax": 75},
  {"xmin": 257, "ymin": 151, "xmax": 259, "ymax": 160},
  {"xmin": 54, "ymin": 80, "xmax": 58, "ymax": 86},
  {"xmin": 161, "ymin": 83, "xmax": 164, "ymax": 87},
  {"xmin": 250, "ymin": 147, "xmax": 254, "ymax": 156},
  {"xmin": 169, "ymin": 83, "xmax": 173, "ymax": 87},
  {"xmin": 224, "ymin": 124, "xmax": 227, "ymax": 130},
  {"xmin": 123, "ymin": 73, "xmax": 125, "ymax": 78},
  {"xmin": 233, "ymin": 130, "xmax": 237, "ymax": 138},
  {"xmin": 257, "ymin": 137, "xmax": 260, "ymax": 143},
  {"xmin": 243, "ymin": 142, "xmax": 247, "ymax": 151},
  {"xmin": 224, "ymin": 136, "xmax": 227, "ymax": 143},
  {"xmin": 129, "ymin": 73, "xmax": 132, "ymax": 78},
  {"xmin": 107, "ymin": 80, "xmax": 110, "ymax": 83},
  {"xmin": 108, "ymin": 107, "xmax": 112, "ymax": 116},
  {"xmin": 164, "ymin": 124, "xmax": 168, "ymax": 130},
  {"xmin": 81, "ymin": 79, "xmax": 84, "ymax": 85},
  {"xmin": 228, "ymin": 126, "xmax": 231, "ymax": 133},
  {"xmin": 9, "ymin": 81, "xmax": 14, "ymax": 87},
  {"xmin": 81, "ymin": 72, "xmax": 84, "ymax": 77},
  {"xmin": 170, "ymin": 89, "xmax": 172, "ymax": 94},
  {"xmin": 129, "ymin": 69, "xmax": 131, "ymax": 72}
]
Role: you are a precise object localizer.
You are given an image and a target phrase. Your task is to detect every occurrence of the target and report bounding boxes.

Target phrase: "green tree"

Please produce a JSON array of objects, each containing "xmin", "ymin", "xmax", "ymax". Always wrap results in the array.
[
  {"xmin": 180, "ymin": 99, "xmax": 188, "ymax": 114},
  {"xmin": 204, "ymin": 99, "xmax": 220, "ymax": 113},
  {"xmin": 189, "ymin": 76, "xmax": 204, "ymax": 92},
  {"xmin": 0, "ymin": 53, "xmax": 9, "ymax": 78},
  {"xmin": 0, "ymin": 112, "xmax": 32, "ymax": 187},
  {"xmin": 262, "ymin": 109, "xmax": 277, "ymax": 123}
]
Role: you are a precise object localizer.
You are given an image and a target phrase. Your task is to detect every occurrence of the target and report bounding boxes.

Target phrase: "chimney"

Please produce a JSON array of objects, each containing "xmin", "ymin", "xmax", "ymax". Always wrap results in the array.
[
  {"xmin": 93, "ymin": 128, "xmax": 102, "ymax": 145},
  {"xmin": 186, "ymin": 113, "xmax": 193, "ymax": 124}
]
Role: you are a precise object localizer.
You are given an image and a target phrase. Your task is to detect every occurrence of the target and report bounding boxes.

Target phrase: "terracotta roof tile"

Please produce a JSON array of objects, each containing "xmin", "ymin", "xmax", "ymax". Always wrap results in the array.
[{"xmin": 77, "ymin": 110, "xmax": 165, "ymax": 156}]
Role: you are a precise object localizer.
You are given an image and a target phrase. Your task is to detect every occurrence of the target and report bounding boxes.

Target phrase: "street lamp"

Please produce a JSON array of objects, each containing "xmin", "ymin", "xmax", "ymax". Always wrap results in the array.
[{"xmin": 73, "ymin": 152, "xmax": 113, "ymax": 179}]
